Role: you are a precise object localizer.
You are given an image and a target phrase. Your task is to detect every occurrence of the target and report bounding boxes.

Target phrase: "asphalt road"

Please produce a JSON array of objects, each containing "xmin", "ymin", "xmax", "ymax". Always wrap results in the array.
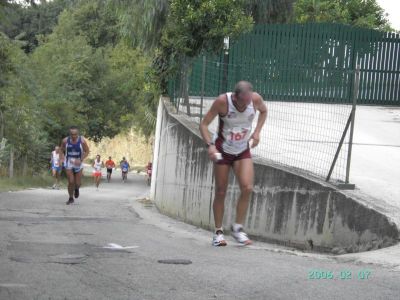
[{"xmin": 1, "ymin": 173, "xmax": 400, "ymax": 300}]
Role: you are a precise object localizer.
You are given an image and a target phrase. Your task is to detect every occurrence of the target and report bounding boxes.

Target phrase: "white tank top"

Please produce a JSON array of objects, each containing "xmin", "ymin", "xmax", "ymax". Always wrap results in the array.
[
  {"xmin": 215, "ymin": 92, "xmax": 256, "ymax": 155},
  {"xmin": 93, "ymin": 160, "xmax": 102, "ymax": 171},
  {"xmin": 52, "ymin": 151, "xmax": 60, "ymax": 167}
]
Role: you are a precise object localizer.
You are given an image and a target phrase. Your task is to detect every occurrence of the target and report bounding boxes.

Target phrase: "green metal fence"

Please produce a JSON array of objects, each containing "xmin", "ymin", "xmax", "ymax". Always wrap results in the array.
[{"xmin": 184, "ymin": 23, "xmax": 400, "ymax": 105}]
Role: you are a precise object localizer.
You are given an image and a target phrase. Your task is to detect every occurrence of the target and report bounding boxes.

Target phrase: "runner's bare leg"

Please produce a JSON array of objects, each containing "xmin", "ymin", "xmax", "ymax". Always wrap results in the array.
[
  {"xmin": 213, "ymin": 164, "xmax": 231, "ymax": 228},
  {"xmin": 56, "ymin": 171, "xmax": 60, "ymax": 186},
  {"xmin": 66, "ymin": 170, "xmax": 75, "ymax": 198},
  {"xmin": 74, "ymin": 170, "xmax": 82, "ymax": 190},
  {"xmin": 232, "ymin": 158, "xmax": 254, "ymax": 225},
  {"xmin": 52, "ymin": 169, "xmax": 57, "ymax": 186}
]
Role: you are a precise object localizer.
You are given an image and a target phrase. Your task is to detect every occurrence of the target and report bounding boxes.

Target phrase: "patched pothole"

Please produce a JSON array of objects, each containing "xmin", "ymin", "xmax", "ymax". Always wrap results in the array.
[
  {"xmin": 47, "ymin": 253, "xmax": 88, "ymax": 265},
  {"xmin": 158, "ymin": 259, "xmax": 192, "ymax": 265}
]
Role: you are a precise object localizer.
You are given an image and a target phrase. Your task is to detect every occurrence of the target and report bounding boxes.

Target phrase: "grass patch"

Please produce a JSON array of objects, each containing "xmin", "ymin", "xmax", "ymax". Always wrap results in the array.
[{"xmin": 0, "ymin": 171, "xmax": 94, "ymax": 192}]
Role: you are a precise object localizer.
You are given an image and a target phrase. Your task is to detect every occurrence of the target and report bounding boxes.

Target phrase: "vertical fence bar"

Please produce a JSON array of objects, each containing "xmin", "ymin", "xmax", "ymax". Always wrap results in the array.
[
  {"xmin": 200, "ymin": 55, "xmax": 206, "ymax": 122},
  {"xmin": 345, "ymin": 65, "xmax": 360, "ymax": 184}
]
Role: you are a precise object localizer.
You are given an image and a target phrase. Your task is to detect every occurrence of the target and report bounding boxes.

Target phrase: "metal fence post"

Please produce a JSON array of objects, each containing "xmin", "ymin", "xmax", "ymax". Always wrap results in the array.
[
  {"xmin": 221, "ymin": 37, "xmax": 230, "ymax": 94},
  {"xmin": 200, "ymin": 55, "xmax": 206, "ymax": 122},
  {"xmin": 326, "ymin": 66, "xmax": 359, "ymax": 189},
  {"xmin": 345, "ymin": 65, "xmax": 360, "ymax": 184}
]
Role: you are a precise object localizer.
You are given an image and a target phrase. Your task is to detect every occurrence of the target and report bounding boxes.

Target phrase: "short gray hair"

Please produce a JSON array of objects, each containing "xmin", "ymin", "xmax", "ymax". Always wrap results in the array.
[{"xmin": 234, "ymin": 81, "xmax": 253, "ymax": 95}]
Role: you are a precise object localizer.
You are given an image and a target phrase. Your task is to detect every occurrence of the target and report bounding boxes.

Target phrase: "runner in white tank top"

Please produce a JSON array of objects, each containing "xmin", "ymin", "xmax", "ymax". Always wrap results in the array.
[
  {"xmin": 92, "ymin": 154, "xmax": 104, "ymax": 190},
  {"xmin": 200, "ymin": 81, "xmax": 268, "ymax": 246},
  {"xmin": 215, "ymin": 92, "xmax": 256, "ymax": 155},
  {"xmin": 50, "ymin": 146, "xmax": 62, "ymax": 189}
]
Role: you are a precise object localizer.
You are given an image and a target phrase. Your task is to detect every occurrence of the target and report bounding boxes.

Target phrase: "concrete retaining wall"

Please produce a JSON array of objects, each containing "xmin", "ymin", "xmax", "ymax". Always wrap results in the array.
[{"xmin": 151, "ymin": 99, "xmax": 399, "ymax": 253}]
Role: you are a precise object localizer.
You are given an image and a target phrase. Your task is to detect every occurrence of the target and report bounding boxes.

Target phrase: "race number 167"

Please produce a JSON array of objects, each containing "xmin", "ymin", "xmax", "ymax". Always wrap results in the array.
[{"xmin": 230, "ymin": 129, "xmax": 248, "ymax": 141}]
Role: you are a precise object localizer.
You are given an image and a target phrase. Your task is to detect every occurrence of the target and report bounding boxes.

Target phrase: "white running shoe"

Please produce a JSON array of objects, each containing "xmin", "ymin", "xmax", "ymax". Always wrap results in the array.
[
  {"xmin": 231, "ymin": 226, "xmax": 252, "ymax": 245},
  {"xmin": 212, "ymin": 230, "xmax": 227, "ymax": 247}
]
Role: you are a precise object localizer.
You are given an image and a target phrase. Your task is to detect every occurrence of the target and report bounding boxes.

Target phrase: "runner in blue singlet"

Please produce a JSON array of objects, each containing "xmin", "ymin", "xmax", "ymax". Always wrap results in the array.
[
  {"xmin": 60, "ymin": 126, "xmax": 90, "ymax": 205},
  {"xmin": 120, "ymin": 157, "xmax": 130, "ymax": 183}
]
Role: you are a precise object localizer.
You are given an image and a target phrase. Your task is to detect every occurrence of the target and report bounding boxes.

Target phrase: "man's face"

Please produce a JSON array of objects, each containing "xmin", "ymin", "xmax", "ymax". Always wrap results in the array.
[
  {"xmin": 55, "ymin": 146, "xmax": 60, "ymax": 152},
  {"xmin": 109, "ymin": 157, "xmax": 112, "ymax": 160},
  {"xmin": 237, "ymin": 91, "xmax": 252, "ymax": 104},
  {"xmin": 97, "ymin": 155, "xmax": 100, "ymax": 160},
  {"xmin": 70, "ymin": 129, "xmax": 79, "ymax": 139}
]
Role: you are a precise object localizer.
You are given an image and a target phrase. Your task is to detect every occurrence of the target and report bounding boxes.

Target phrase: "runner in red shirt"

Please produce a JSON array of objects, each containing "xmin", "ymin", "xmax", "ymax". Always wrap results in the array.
[
  {"xmin": 105, "ymin": 156, "xmax": 116, "ymax": 182},
  {"xmin": 146, "ymin": 162, "xmax": 152, "ymax": 186}
]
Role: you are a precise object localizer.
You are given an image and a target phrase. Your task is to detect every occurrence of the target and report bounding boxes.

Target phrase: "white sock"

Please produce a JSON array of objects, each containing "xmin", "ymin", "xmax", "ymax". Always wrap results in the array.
[
  {"xmin": 215, "ymin": 227, "xmax": 223, "ymax": 233},
  {"xmin": 232, "ymin": 223, "xmax": 243, "ymax": 232}
]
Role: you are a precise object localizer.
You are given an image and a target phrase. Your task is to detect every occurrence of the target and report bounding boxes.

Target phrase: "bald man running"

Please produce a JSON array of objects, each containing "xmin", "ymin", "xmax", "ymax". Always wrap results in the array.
[
  {"xmin": 60, "ymin": 126, "xmax": 90, "ymax": 205},
  {"xmin": 200, "ymin": 81, "xmax": 267, "ymax": 246}
]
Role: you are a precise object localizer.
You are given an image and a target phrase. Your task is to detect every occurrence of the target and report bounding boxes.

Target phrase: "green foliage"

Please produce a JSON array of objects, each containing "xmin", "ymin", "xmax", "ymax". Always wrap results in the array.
[
  {"xmin": 31, "ymin": 33, "xmax": 104, "ymax": 141},
  {"xmin": 163, "ymin": 0, "xmax": 253, "ymax": 58},
  {"xmin": 102, "ymin": 42, "xmax": 160, "ymax": 137},
  {"xmin": 54, "ymin": 0, "xmax": 119, "ymax": 48},
  {"xmin": 0, "ymin": 0, "xmax": 162, "ymax": 177},
  {"xmin": 27, "ymin": 1, "xmax": 160, "ymax": 142},
  {"xmin": 293, "ymin": 0, "xmax": 393, "ymax": 31},
  {"xmin": 245, "ymin": 0, "xmax": 295, "ymax": 24},
  {"xmin": 0, "ymin": 34, "xmax": 50, "ymax": 172},
  {"xmin": 0, "ymin": 0, "xmax": 77, "ymax": 53},
  {"xmin": 108, "ymin": 0, "xmax": 169, "ymax": 51},
  {"xmin": 154, "ymin": 0, "xmax": 253, "ymax": 89}
]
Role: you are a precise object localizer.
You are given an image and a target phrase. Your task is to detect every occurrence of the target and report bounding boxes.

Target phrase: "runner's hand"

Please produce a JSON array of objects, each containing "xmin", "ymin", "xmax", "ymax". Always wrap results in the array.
[
  {"xmin": 208, "ymin": 145, "xmax": 219, "ymax": 161},
  {"xmin": 249, "ymin": 132, "xmax": 260, "ymax": 148}
]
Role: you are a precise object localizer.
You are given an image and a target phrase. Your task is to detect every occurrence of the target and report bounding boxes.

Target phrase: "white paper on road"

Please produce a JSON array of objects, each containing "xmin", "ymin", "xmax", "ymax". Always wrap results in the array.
[{"xmin": 103, "ymin": 243, "xmax": 139, "ymax": 250}]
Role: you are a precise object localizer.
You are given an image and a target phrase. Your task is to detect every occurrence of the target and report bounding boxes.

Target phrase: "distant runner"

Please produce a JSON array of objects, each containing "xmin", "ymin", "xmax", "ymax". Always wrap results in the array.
[
  {"xmin": 146, "ymin": 162, "xmax": 152, "ymax": 186},
  {"xmin": 60, "ymin": 126, "xmax": 90, "ymax": 205},
  {"xmin": 92, "ymin": 154, "xmax": 104, "ymax": 190},
  {"xmin": 199, "ymin": 81, "xmax": 267, "ymax": 246},
  {"xmin": 50, "ymin": 146, "xmax": 62, "ymax": 189},
  {"xmin": 105, "ymin": 156, "xmax": 116, "ymax": 182},
  {"xmin": 120, "ymin": 157, "xmax": 130, "ymax": 183}
]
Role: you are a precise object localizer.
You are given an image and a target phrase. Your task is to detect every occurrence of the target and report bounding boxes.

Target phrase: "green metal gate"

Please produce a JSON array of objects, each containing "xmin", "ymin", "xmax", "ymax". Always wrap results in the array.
[{"xmin": 186, "ymin": 23, "xmax": 400, "ymax": 105}]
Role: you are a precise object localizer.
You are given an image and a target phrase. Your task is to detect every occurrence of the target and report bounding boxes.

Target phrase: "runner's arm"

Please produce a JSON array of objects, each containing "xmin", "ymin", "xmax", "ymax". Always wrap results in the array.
[
  {"xmin": 59, "ymin": 138, "xmax": 67, "ymax": 162},
  {"xmin": 253, "ymin": 93, "xmax": 267, "ymax": 134},
  {"xmin": 199, "ymin": 95, "xmax": 225, "ymax": 145},
  {"xmin": 81, "ymin": 137, "xmax": 90, "ymax": 161},
  {"xmin": 250, "ymin": 93, "xmax": 268, "ymax": 148}
]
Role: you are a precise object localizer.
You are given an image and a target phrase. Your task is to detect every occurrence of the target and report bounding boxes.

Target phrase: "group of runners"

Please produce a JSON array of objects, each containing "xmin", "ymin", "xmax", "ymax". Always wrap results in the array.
[
  {"xmin": 49, "ymin": 81, "xmax": 266, "ymax": 246},
  {"xmin": 91, "ymin": 155, "xmax": 132, "ymax": 189},
  {"xmin": 49, "ymin": 127, "xmax": 138, "ymax": 203}
]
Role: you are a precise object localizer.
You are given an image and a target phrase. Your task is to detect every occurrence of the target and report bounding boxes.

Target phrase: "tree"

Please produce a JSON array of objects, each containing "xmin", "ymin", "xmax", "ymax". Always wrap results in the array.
[
  {"xmin": 155, "ymin": 0, "xmax": 253, "ymax": 89},
  {"xmin": 108, "ymin": 0, "xmax": 169, "ymax": 51},
  {"xmin": 245, "ymin": 0, "xmax": 295, "ymax": 24},
  {"xmin": 31, "ymin": 33, "xmax": 104, "ymax": 142},
  {"xmin": 0, "ymin": 34, "xmax": 49, "ymax": 176},
  {"xmin": 294, "ymin": 0, "xmax": 392, "ymax": 31},
  {"xmin": 103, "ymin": 42, "xmax": 160, "ymax": 137},
  {"xmin": 31, "ymin": 3, "xmax": 159, "ymax": 141},
  {"xmin": 53, "ymin": 0, "xmax": 119, "ymax": 49},
  {"xmin": 0, "ymin": 0, "xmax": 77, "ymax": 53}
]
